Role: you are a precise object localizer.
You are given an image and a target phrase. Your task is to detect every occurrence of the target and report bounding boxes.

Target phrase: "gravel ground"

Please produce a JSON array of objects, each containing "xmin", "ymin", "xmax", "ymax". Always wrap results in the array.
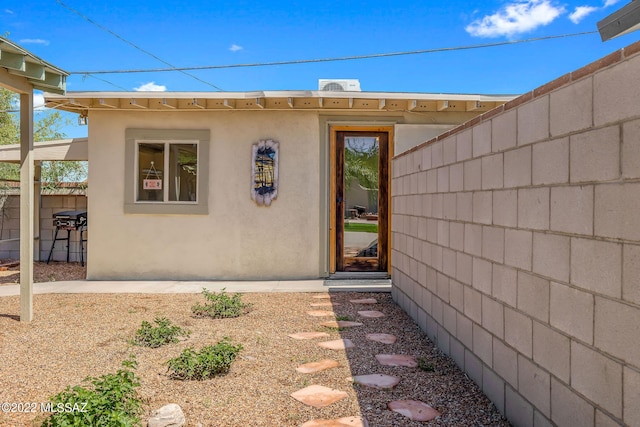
[
  {"xmin": 0, "ymin": 286, "xmax": 510, "ymax": 427},
  {"xmin": 0, "ymin": 261, "xmax": 86, "ymax": 285}
]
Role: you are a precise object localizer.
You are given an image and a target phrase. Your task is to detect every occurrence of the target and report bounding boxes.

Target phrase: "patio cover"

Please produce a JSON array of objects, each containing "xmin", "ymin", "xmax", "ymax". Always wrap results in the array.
[
  {"xmin": 0, "ymin": 36, "xmax": 68, "ymax": 321},
  {"xmin": 45, "ymin": 91, "xmax": 515, "ymax": 114},
  {"xmin": 0, "ymin": 138, "xmax": 88, "ymax": 162}
]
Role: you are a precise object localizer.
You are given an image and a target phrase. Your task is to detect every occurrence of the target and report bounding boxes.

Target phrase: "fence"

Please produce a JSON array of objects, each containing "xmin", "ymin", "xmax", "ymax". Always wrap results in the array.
[
  {"xmin": 0, "ymin": 193, "xmax": 87, "ymax": 263},
  {"xmin": 391, "ymin": 40, "xmax": 640, "ymax": 427}
]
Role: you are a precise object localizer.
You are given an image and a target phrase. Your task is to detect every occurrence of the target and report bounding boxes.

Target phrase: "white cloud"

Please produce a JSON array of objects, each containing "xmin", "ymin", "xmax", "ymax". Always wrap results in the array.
[
  {"xmin": 603, "ymin": 0, "xmax": 621, "ymax": 7},
  {"xmin": 569, "ymin": 6, "xmax": 598, "ymax": 23},
  {"xmin": 4, "ymin": 9, "xmax": 14, "ymax": 14},
  {"xmin": 466, "ymin": 0, "xmax": 565, "ymax": 38},
  {"xmin": 19, "ymin": 38, "xmax": 50, "ymax": 46},
  {"xmin": 229, "ymin": 44, "xmax": 243, "ymax": 52},
  {"xmin": 134, "ymin": 82, "xmax": 167, "ymax": 92}
]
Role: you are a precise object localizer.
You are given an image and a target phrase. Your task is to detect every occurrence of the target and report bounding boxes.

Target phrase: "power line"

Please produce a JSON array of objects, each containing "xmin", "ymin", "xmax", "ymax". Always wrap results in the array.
[
  {"xmin": 81, "ymin": 73, "xmax": 129, "ymax": 91},
  {"xmin": 55, "ymin": 0, "xmax": 224, "ymax": 90},
  {"xmin": 71, "ymin": 30, "xmax": 598, "ymax": 75}
]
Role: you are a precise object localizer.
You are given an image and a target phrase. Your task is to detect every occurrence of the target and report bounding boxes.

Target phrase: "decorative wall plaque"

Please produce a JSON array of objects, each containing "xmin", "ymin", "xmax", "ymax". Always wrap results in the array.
[{"xmin": 251, "ymin": 139, "xmax": 279, "ymax": 206}]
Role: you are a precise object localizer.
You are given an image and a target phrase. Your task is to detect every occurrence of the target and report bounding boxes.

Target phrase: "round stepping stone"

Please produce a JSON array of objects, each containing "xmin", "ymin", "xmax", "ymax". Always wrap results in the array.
[
  {"xmin": 288, "ymin": 332, "xmax": 330, "ymax": 340},
  {"xmin": 349, "ymin": 373, "xmax": 400, "ymax": 389},
  {"xmin": 296, "ymin": 359, "xmax": 340, "ymax": 374},
  {"xmin": 366, "ymin": 333, "xmax": 397, "ymax": 344},
  {"xmin": 350, "ymin": 298, "xmax": 377, "ymax": 304},
  {"xmin": 318, "ymin": 339, "xmax": 355, "ymax": 350},
  {"xmin": 375, "ymin": 354, "xmax": 418, "ymax": 367},
  {"xmin": 300, "ymin": 416, "xmax": 369, "ymax": 427},
  {"xmin": 320, "ymin": 320, "xmax": 363, "ymax": 328},
  {"xmin": 291, "ymin": 385, "xmax": 348, "ymax": 408},
  {"xmin": 310, "ymin": 302, "xmax": 341, "ymax": 307},
  {"xmin": 307, "ymin": 310, "xmax": 335, "ymax": 317},
  {"xmin": 388, "ymin": 400, "xmax": 441, "ymax": 422},
  {"xmin": 358, "ymin": 310, "xmax": 385, "ymax": 318},
  {"xmin": 312, "ymin": 295, "xmax": 332, "ymax": 299}
]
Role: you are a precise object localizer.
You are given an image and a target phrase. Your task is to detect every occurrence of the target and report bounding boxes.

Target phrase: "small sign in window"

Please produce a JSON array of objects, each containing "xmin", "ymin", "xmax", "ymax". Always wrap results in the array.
[{"xmin": 143, "ymin": 179, "xmax": 162, "ymax": 190}]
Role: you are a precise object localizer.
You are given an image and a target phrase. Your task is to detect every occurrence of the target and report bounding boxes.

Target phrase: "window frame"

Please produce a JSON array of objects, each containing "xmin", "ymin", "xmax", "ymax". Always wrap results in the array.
[
  {"xmin": 135, "ymin": 140, "xmax": 199, "ymax": 204},
  {"xmin": 124, "ymin": 129, "xmax": 209, "ymax": 215}
]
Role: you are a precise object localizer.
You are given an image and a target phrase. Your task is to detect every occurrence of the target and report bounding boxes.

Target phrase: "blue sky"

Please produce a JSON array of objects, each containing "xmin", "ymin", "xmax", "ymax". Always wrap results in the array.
[{"xmin": 2, "ymin": 0, "xmax": 639, "ymax": 137}]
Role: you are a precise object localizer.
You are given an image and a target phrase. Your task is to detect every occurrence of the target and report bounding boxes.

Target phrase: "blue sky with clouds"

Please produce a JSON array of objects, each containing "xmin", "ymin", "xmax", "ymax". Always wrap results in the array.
[{"xmin": 2, "ymin": 0, "xmax": 639, "ymax": 136}]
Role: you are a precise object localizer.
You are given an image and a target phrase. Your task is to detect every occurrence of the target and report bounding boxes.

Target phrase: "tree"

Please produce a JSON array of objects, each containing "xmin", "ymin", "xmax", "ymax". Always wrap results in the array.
[
  {"xmin": 0, "ymin": 88, "xmax": 17, "ymax": 145},
  {"xmin": 344, "ymin": 137, "xmax": 379, "ymax": 192},
  {"xmin": 344, "ymin": 137, "xmax": 379, "ymax": 213},
  {"xmin": 0, "ymin": 87, "xmax": 87, "ymax": 186}
]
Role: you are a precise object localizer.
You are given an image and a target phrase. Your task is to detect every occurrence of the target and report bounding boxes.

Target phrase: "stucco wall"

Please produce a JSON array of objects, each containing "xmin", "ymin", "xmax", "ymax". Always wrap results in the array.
[
  {"xmin": 394, "ymin": 124, "xmax": 457, "ymax": 156},
  {"xmin": 391, "ymin": 41, "xmax": 640, "ymax": 427},
  {"xmin": 87, "ymin": 110, "xmax": 321, "ymax": 280}
]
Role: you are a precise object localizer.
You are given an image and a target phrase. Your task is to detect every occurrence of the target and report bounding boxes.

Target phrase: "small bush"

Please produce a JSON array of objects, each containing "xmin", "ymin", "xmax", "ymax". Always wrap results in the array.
[
  {"xmin": 131, "ymin": 317, "xmax": 190, "ymax": 348},
  {"xmin": 166, "ymin": 338, "xmax": 243, "ymax": 380},
  {"xmin": 418, "ymin": 357, "xmax": 435, "ymax": 372},
  {"xmin": 41, "ymin": 356, "xmax": 142, "ymax": 427},
  {"xmin": 191, "ymin": 288, "xmax": 251, "ymax": 318}
]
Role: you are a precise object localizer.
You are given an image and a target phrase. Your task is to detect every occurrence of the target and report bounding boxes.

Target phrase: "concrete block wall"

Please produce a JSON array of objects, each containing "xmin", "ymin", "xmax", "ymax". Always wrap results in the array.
[
  {"xmin": 0, "ymin": 194, "xmax": 87, "ymax": 262},
  {"xmin": 391, "ymin": 41, "xmax": 640, "ymax": 427}
]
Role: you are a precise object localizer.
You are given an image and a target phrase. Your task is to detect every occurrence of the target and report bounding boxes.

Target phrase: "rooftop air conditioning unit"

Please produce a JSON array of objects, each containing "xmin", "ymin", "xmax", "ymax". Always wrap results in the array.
[{"xmin": 318, "ymin": 79, "xmax": 361, "ymax": 92}]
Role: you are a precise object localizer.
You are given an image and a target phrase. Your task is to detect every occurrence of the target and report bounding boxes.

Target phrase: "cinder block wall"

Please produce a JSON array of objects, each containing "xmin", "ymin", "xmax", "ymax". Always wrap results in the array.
[
  {"xmin": 0, "ymin": 194, "xmax": 87, "ymax": 263},
  {"xmin": 391, "ymin": 41, "xmax": 640, "ymax": 427}
]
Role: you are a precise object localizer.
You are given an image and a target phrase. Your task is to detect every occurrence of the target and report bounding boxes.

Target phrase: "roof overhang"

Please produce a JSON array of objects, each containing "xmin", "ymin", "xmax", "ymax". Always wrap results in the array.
[
  {"xmin": 0, "ymin": 138, "xmax": 88, "ymax": 162},
  {"xmin": 598, "ymin": 0, "xmax": 640, "ymax": 41},
  {"xmin": 45, "ymin": 91, "xmax": 517, "ymax": 114},
  {"xmin": 0, "ymin": 36, "xmax": 68, "ymax": 95}
]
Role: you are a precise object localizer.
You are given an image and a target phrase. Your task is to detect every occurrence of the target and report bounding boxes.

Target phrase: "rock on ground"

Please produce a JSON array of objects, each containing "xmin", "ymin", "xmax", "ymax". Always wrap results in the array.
[{"xmin": 148, "ymin": 403, "xmax": 186, "ymax": 427}]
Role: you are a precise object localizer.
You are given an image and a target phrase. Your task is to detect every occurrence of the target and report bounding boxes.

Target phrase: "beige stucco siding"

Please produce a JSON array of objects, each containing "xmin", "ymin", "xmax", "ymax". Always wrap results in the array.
[{"xmin": 87, "ymin": 110, "xmax": 320, "ymax": 280}]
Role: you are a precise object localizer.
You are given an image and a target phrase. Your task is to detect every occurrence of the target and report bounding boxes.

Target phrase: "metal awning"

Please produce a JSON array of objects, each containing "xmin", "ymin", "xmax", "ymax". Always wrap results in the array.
[{"xmin": 45, "ymin": 91, "xmax": 516, "ymax": 114}]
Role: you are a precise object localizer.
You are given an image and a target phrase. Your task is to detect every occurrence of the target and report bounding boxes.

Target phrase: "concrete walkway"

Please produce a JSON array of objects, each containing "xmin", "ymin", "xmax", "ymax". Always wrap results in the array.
[{"xmin": 0, "ymin": 279, "xmax": 391, "ymax": 297}]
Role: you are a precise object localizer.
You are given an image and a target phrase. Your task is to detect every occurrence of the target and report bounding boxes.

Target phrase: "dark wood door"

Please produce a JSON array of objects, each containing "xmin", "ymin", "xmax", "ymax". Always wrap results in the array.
[{"xmin": 335, "ymin": 131, "xmax": 389, "ymax": 272}]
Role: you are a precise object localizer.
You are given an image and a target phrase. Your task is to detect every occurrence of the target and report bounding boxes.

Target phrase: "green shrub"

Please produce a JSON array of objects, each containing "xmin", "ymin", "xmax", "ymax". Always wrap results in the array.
[
  {"xmin": 131, "ymin": 317, "xmax": 190, "ymax": 348},
  {"xmin": 41, "ymin": 357, "xmax": 142, "ymax": 427},
  {"xmin": 191, "ymin": 288, "xmax": 251, "ymax": 318},
  {"xmin": 418, "ymin": 357, "xmax": 435, "ymax": 372},
  {"xmin": 166, "ymin": 338, "xmax": 243, "ymax": 380}
]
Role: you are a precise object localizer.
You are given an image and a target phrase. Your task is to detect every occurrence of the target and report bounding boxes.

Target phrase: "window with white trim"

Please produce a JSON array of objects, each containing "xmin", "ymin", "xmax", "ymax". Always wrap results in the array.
[
  {"xmin": 125, "ymin": 129, "xmax": 209, "ymax": 214},
  {"xmin": 137, "ymin": 141, "xmax": 198, "ymax": 203}
]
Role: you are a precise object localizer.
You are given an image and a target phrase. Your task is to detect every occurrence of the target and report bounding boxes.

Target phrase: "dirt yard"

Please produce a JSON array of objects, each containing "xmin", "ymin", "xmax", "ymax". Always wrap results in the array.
[
  {"xmin": 0, "ymin": 260, "xmax": 86, "ymax": 285},
  {"xmin": 0, "ymin": 264, "xmax": 509, "ymax": 426}
]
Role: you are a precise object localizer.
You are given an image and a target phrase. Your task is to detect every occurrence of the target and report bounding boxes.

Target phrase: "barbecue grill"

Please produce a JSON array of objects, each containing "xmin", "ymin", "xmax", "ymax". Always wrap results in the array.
[{"xmin": 47, "ymin": 210, "xmax": 87, "ymax": 266}]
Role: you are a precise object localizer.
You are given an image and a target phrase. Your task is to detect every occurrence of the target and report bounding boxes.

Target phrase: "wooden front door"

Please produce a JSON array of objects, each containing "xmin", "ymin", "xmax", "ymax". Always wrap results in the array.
[{"xmin": 331, "ymin": 127, "xmax": 391, "ymax": 273}]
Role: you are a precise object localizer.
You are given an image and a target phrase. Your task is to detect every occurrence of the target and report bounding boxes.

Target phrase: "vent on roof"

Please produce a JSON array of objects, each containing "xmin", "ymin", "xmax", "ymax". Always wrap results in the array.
[{"xmin": 318, "ymin": 79, "xmax": 361, "ymax": 92}]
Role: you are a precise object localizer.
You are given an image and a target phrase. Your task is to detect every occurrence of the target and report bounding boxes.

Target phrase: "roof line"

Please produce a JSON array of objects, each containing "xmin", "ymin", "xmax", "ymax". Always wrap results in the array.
[{"xmin": 0, "ymin": 36, "xmax": 68, "ymax": 76}]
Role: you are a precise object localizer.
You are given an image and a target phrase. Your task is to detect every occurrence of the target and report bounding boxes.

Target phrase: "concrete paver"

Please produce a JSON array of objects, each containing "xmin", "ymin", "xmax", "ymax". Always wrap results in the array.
[
  {"xmin": 358, "ymin": 310, "xmax": 386, "ymax": 318},
  {"xmin": 375, "ymin": 354, "xmax": 419, "ymax": 368},
  {"xmin": 319, "ymin": 321, "xmax": 363, "ymax": 328},
  {"xmin": 318, "ymin": 339, "xmax": 355, "ymax": 350},
  {"xmin": 287, "ymin": 332, "xmax": 330, "ymax": 340},
  {"xmin": 350, "ymin": 374, "xmax": 401, "ymax": 390},
  {"xmin": 365, "ymin": 333, "xmax": 397, "ymax": 344},
  {"xmin": 291, "ymin": 385, "xmax": 349, "ymax": 408},
  {"xmin": 388, "ymin": 400, "xmax": 441, "ymax": 422}
]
